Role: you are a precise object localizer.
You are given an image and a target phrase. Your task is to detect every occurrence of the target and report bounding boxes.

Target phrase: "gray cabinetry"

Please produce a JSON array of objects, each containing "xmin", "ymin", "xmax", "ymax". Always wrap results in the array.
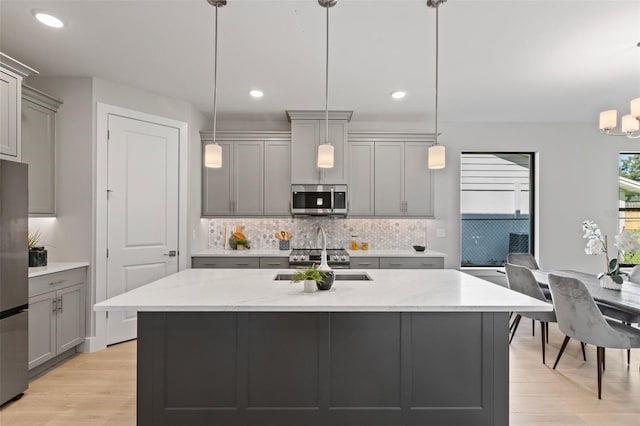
[
  {"xmin": 201, "ymin": 132, "xmax": 291, "ymax": 217},
  {"xmin": 21, "ymin": 85, "xmax": 62, "ymax": 216},
  {"xmin": 264, "ymin": 141, "xmax": 291, "ymax": 216},
  {"xmin": 287, "ymin": 111, "xmax": 351, "ymax": 185},
  {"xmin": 379, "ymin": 257, "xmax": 444, "ymax": 269},
  {"xmin": 0, "ymin": 67, "xmax": 21, "ymax": 160},
  {"xmin": 347, "ymin": 141, "xmax": 374, "ymax": 216},
  {"xmin": 259, "ymin": 257, "xmax": 289, "ymax": 269},
  {"xmin": 349, "ymin": 257, "xmax": 380, "ymax": 269},
  {"xmin": 374, "ymin": 141, "xmax": 433, "ymax": 218},
  {"xmin": 28, "ymin": 268, "xmax": 87, "ymax": 370},
  {"xmin": 192, "ymin": 257, "xmax": 260, "ymax": 269}
]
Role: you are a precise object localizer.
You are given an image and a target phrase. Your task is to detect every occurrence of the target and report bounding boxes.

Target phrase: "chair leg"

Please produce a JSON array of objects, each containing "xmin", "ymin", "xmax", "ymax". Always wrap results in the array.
[
  {"xmin": 509, "ymin": 314, "xmax": 521, "ymax": 332},
  {"xmin": 628, "ymin": 349, "xmax": 631, "ymax": 365},
  {"xmin": 597, "ymin": 346, "xmax": 604, "ymax": 399},
  {"xmin": 581, "ymin": 342, "xmax": 587, "ymax": 362},
  {"xmin": 541, "ymin": 321, "xmax": 546, "ymax": 364},
  {"xmin": 532, "ymin": 319, "xmax": 535, "ymax": 336},
  {"xmin": 546, "ymin": 322, "xmax": 549, "ymax": 343},
  {"xmin": 553, "ymin": 336, "xmax": 570, "ymax": 369},
  {"xmin": 509, "ymin": 315, "xmax": 522, "ymax": 344}
]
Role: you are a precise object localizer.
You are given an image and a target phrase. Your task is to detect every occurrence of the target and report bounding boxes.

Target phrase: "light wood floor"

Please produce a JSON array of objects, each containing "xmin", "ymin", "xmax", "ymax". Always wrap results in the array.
[{"xmin": 1, "ymin": 320, "xmax": 639, "ymax": 426}]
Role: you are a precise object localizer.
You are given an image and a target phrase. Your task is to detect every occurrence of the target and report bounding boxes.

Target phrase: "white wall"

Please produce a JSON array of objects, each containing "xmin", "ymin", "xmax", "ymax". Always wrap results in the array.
[{"xmin": 188, "ymin": 104, "xmax": 210, "ymax": 255}]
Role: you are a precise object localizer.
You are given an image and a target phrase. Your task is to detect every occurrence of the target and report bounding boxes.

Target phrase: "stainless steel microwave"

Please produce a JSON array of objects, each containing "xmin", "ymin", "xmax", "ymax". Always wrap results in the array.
[{"xmin": 291, "ymin": 184, "xmax": 347, "ymax": 216}]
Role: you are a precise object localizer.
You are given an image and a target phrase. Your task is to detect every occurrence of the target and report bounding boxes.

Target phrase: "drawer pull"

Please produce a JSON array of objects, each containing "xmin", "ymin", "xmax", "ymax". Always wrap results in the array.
[
  {"xmin": 267, "ymin": 263, "xmax": 282, "ymax": 266},
  {"xmin": 358, "ymin": 262, "xmax": 372, "ymax": 266},
  {"xmin": 235, "ymin": 263, "xmax": 250, "ymax": 266},
  {"xmin": 389, "ymin": 263, "xmax": 403, "ymax": 267},
  {"xmin": 49, "ymin": 279, "xmax": 67, "ymax": 286}
]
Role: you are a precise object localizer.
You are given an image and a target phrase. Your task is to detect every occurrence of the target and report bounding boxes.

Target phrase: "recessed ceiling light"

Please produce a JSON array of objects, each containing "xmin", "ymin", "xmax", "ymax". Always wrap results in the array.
[
  {"xmin": 33, "ymin": 11, "xmax": 64, "ymax": 28},
  {"xmin": 249, "ymin": 89, "xmax": 264, "ymax": 98},
  {"xmin": 391, "ymin": 91, "xmax": 406, "ymax": 100}
]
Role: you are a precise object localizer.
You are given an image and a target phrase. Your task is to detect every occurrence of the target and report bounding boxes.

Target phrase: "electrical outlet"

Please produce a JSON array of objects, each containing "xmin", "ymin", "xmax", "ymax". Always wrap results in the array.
[{"xmin": 436, "ymin": 228, "xmax": 446, "ymax": 238}]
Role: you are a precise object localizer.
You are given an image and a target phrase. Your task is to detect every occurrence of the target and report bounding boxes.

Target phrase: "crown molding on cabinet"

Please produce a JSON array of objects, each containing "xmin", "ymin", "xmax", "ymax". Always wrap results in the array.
[
  {"xmin": 22, "ymin": 85, "xmax": 63, "ymax": 111},
  {"xmin": 0, "ymin": 53, "xmax": 38, "ymax": 78},
  {"xmin": 200, "ymin": 130, "xmax": 291, "ymax": 143},
  {"xmin": 348, "ymin": 132, "xmax": 436, "ymax": 142},
  {"xmin": 286, "ymin": 110, "xmax": 353, "ymax": 122}
]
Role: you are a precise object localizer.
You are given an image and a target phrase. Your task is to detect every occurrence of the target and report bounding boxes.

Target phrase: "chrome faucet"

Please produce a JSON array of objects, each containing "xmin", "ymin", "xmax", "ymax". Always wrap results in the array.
[{"xmin": 316, "ymin": 226, "xmax": 331, "ymax": 271}]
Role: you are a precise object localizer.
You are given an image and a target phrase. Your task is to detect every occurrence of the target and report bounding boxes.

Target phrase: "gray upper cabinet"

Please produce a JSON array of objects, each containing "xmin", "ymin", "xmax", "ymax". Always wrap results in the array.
[
  {"xmin": 234, "ymin": 141, "xmax": 263, "ymax": 216},
  {"xmin": 404, "ymin": 142, "xmax": 433, "ymax": 216},
  {"xmin": 202, "ymin": 141, "xmax": 233, "ymax": 216},
  {"xmin": 201, "ymin": 131, "xmax": 291, "ymax": 217},
  {"xmin": 264, "ymin": 140, "xmax": 291, "ymax": 216},
  {"xmin": 1, "ymin": 54, "xmax": 37, "ymax": 162},
  {"xmin": 21, "ymin": 85, "xmax": 62, "ymax": 216},
  {"xmin": 348, "ymin": 141, "xmax": 375, "ymax": 216},
  {"xmin": 287, "ymin": 111, "xmax": 352, "ymax": 185}
]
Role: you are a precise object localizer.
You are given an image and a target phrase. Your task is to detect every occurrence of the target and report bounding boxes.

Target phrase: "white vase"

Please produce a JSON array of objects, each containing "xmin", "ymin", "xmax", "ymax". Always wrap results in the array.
[
  {"xmin": 599, "ymin": 275, "xmax": 623, "ymax": 291},
  {"xmin": 303, "ymin": 280, "xmax": 317, "ymax": 293}
]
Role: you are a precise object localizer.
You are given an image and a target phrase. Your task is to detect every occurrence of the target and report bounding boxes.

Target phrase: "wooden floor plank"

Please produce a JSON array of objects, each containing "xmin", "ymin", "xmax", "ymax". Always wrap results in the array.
[{"xmin": 1, "ymin": 320, "xmax": 638, "ymax": 425}]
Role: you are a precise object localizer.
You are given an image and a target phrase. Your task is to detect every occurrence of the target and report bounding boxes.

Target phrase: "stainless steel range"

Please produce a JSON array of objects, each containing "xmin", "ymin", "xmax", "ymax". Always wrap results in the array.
[{"xmin": 289, "ymin": 248, "xmax": 350, "ymax": 269}]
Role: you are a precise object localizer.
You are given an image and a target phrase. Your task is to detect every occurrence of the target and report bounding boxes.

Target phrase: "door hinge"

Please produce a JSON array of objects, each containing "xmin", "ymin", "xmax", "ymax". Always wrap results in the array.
[
  {"xmin": 106, "ymin": 311, "xmax": 109, "ymax": 319},
  {"xmin": 106, "ymin": 248, "xmax": 109, "ymax": 258},
  {"xmin": 107, "ymin": 130, "xmax": 110, "ymax": 140}
]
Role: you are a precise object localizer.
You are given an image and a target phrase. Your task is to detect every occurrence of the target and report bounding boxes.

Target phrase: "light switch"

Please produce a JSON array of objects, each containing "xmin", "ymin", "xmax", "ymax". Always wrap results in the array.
[{"xmin": 436, "ymin": 228, "xmax": 446, "ymax": 238}]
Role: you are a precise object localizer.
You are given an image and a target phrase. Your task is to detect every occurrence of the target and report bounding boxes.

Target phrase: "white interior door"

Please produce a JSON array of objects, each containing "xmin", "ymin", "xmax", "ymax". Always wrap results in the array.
[{"xmin": 106, "ymin": 114, "xmax": 179, "ymax": 345}]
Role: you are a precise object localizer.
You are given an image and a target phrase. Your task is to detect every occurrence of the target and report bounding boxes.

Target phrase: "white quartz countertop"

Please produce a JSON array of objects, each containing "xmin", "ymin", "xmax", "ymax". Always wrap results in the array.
[
  {"xmin": 347, "ymin": 249, "xmax": 446, "ymax": 258},
  {"xmin": 192, "ymin": 249, "xmax": 288, "ymax": 257},
  {"xmin": 191, "ymin": 249, "xmax": 446, "ymax": 258},
  {"xmin": 29, "ymin": 262, "xmax": 89, "ymax": 278},
  {"xmin": 94, "ymin": 268, "xmax": 551, "ymax": 313}
]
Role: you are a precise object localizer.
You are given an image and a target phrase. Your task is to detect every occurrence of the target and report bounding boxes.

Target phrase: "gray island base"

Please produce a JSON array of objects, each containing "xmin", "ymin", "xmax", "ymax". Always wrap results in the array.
[
  {"xmin": 137, "ymin": 311, "xmax": 508, "ymax": 426},
  {"xmin": 95, "ymin": 268, "xmax": 551, "ymax": 426}
]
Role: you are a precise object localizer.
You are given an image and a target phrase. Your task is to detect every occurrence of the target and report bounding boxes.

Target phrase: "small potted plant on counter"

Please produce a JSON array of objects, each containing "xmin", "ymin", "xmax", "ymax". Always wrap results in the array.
[
  {"xmin": 28, "ymin": 229, "xmax": 48, "ymax": 267},
  {"xmin": 292, "ymin": 265, "xmax": 335, "ymax": 292},
  {"xmin": 229, "ymin": 226, "xmax": 251, "ymax": 250}
]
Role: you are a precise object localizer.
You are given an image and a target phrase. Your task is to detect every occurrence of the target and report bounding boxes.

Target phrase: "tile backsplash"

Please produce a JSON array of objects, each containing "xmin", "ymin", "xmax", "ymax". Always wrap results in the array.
[{"xmin": 207, "ymin": 218, "xmax": 428, "ymax": 250}]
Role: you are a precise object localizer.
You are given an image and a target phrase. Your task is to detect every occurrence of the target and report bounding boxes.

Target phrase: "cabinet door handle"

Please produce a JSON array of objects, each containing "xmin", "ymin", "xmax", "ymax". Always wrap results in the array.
[
  {"xmin": 266, "ymin": 263, "xmax": 282, "ymax": 266},
  {"xmin": 58, "ymin": 297, "xmax": 63, "ymax": 313},
  {"xmin": 358, "ymin": 262, "xmax": 372, "ymax": 266},
  {"xmin": 49, "ymin": 279, "xmax": 67, "ymax": 286},
  {"xmin": 52, "ymin": 299, "xmax": 57, "ymax": 314},
  {"xmin": 405, "ymin": 201, "xmax": 408, "ymax": 213},
  {"xmin": 202, "ymin": 263, "xmax": 218, "ymax": 267},
  {"xmin": 235, "ymin": 263, "xmax": 250, "ymax": 266}
]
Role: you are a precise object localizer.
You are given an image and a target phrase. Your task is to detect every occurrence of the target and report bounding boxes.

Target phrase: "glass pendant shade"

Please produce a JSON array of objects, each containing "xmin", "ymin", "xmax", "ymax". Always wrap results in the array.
[
  {"xmin": 317, "ymin": 143, "xmax": 334, "ymax": 168},
  {"xmin": 631, "ymin": 98, "xmax": 640, "ymax": 119},
  {"xmin": 622, "ymin": 114, "xmax": 640, "ymax": 133},
  {"xmin": 428, "ymin": 144, "xmax": 445, "ymax": 170},
  {"xmin": 599, "ymin": 110, "xmax": 617, "ymax": 131},
  {"xmin": 205, "ymin": 143, "xmax": 222, "ymax": 168}
]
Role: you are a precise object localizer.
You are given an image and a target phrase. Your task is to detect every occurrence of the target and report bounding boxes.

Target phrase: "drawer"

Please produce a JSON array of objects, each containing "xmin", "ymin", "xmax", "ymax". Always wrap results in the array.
[
  {"xmin": 192, "ymin": 257, "xmax": 260, "ymax": 269},
  {"xmin": 349, "ymin": 257, "xmax": 380, "ymax": 269},
  {"xmin": 379, "ymin": 257, "xmax": 444, "ymax": 269},
  {"xmin": 259, "ymin": 257, "xmax": 289, "ymax": 269},
  {"xmin": 29, "ymin": 267, "xmax": 87, "ymax": 297}
]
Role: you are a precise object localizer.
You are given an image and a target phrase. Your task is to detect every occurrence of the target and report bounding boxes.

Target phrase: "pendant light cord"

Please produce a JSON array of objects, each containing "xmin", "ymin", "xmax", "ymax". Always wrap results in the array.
[
  {"xmin": 325, "ymin": 6, "xmax": 330, "ymax": 144},
  {"xmin": 434, "ymin": 6, "xmax": 439, "ymax": 146},
  {"xmin": 212, "ymin": 5, "xmax": 219, "ymax": 145}
]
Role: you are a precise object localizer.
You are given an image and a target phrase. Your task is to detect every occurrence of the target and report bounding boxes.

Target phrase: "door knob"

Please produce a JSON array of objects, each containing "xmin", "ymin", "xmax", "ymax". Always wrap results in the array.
[{"xmin": 164, "ymin": 250, "xmax": 177, "ymax": 257}]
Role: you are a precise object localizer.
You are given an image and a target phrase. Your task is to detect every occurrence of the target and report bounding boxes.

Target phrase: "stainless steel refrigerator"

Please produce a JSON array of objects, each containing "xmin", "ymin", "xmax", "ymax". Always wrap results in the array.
[{"xmin": 0, "ymin": 159, "xmax": 28, "ymax": 406}]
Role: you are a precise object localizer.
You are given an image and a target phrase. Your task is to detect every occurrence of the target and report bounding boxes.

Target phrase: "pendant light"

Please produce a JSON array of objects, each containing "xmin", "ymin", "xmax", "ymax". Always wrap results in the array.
[
  {"xmin": 427, "ymin": 0, "xmax": 446, "ymax": 170},
  {"xmin": 204, "ymin": 0, "xmax": 226, "ymax": 168},
  {"xmin": 317, "ymin": 0, "xmax": 337, "ymax": 169}
]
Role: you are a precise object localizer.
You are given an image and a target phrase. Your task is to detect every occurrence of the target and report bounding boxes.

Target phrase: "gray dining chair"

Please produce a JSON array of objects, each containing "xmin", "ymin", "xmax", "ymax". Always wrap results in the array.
[
  {"xmin": 505, "ymin": 263, "xmax": 558, "ymax": 364},
  {"xmin": 548, "ymin": 274, "xmax": 640, "ymax": 399}
]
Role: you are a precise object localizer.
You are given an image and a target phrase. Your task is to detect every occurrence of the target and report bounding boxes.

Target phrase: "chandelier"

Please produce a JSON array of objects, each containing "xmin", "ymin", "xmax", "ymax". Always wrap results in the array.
[{"xmin": 599, "ymin": 98, "xmax": 640, "ymax": 139}]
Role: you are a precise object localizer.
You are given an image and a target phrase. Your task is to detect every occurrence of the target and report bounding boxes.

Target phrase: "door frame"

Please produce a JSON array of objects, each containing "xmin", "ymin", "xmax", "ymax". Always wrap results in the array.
[{"xmin": 92, "ymin": 102, "xmax": 188, "ymax": 352}]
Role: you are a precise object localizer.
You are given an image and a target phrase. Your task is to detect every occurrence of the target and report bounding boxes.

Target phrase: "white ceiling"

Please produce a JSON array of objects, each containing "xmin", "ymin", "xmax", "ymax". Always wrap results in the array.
[{"xmin": 1, "ymin": 0, "xmax": 639, "ymax": 124}]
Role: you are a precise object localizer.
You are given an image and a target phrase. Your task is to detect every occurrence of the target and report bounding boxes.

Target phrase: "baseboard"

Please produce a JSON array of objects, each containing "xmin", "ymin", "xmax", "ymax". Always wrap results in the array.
[{"xmin": 28, "ymin": 349, "xmax": 78, "ymax": 381}]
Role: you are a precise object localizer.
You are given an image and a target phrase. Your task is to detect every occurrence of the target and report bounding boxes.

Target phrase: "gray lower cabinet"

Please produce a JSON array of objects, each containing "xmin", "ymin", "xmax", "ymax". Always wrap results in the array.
[
  {"xmin": 259, "ymin": 257, "xmax": 289, "ymax": 269},
  {"xmin": 28, "ymin": 268, "xmax": 87, "ymax": 370},
  {"xmin": 349, "ymin": 257, "xmax": 380, "ymax": 269},
  {"xmin": 379, "ymin": 257, "xmax": 444, "ymax": 269},
  {"xmin": 192, "ymin": 257, "xmax": 260, "ymax": 269},
  {"xmin": 21, "ymin": 85, "xmax": 62, "ymax": 216}
]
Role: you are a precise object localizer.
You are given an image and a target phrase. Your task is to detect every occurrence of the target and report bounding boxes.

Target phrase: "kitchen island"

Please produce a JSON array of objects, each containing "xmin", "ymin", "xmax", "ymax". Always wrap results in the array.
[{"xmin": 95, "ymin": 268, "xmax": 551, "ymax": 426}]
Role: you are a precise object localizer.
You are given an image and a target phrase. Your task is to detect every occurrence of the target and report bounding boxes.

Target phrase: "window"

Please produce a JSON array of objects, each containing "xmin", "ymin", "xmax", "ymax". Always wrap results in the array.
[
  {"xmin": 618, "ymin": 153, "xmax": 640, "ymax": 266},
  {"xmin": 460, "ymin": 153, "xmax": 535, "ymax": 267}
]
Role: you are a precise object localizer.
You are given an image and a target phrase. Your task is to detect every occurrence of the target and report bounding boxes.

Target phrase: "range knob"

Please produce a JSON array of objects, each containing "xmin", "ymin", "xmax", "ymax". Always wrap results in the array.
[{"xmin": 341, "ymin": 255, "xmax": 348, "ymax": 261}]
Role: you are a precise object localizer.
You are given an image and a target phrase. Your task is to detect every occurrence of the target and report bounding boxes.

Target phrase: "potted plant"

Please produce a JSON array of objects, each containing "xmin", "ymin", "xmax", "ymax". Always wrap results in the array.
[
  {"xmin": 28, "ymin": 229, "xmax": 48, "ymax": 267},
  {"xmin": 229, "ymin": 226, "xmax": 250, "ymax": 250},
  {"xmin": 291, "ymin": 265, "xmax": 335, "ymax": 292}
]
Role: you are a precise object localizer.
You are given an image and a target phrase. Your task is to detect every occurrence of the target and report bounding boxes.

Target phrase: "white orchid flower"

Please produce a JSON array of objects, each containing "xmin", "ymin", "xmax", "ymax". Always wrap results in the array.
[
  {"xmin": 614, "ymin": 230, "xmax": 639, "ymax": 253},
  {"xmin": 584, "ymin": 238, "xmax": 605, "ymax": 255}
]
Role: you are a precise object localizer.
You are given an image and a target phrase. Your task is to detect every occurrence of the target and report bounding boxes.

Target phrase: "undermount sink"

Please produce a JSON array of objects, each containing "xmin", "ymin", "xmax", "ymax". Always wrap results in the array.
[{"xmin": 273, "ymin": 272, "xmax": 372, "ymax": 281}]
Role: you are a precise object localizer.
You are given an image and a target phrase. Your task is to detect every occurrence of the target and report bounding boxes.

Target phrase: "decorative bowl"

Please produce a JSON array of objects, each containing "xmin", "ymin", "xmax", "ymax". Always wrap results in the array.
[{"xmin": 413, "ymin": 245, "xmax": 426, "ymax": 252}]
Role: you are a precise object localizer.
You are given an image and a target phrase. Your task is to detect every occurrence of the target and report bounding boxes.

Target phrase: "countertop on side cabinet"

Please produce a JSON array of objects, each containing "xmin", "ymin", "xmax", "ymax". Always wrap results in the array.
[
  {"xmin": 191, "ymin": 249, "xmax": 287, "ymax": 257},
  {"xmin": 347, "ymin": 249, "xmax": 447, "ymax": 258},
  {"xmin": 28, "ymin": 262, "xmax": 89, "ymax": 278},
  {"xmin": 94, "ymin": 268, "xmax": 551, "ymax": 313}
]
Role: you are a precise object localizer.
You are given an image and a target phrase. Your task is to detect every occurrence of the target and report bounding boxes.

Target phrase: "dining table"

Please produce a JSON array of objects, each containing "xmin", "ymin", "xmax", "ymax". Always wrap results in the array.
[{"xmin": 531, "ymin": 269, "xmax": 640, "ymax": 316}]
